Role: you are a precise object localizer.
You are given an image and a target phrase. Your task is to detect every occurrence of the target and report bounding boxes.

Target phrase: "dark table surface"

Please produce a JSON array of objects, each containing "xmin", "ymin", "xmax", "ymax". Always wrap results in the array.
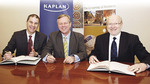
[{"xmin": 0, "ymin": 58, "xmax": 150, "ymax": 84}]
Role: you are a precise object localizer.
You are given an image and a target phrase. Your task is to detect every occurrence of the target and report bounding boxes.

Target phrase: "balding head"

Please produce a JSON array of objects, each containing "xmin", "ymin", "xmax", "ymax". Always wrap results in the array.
[
  {"xmin": 107, "ymin": 15, "xmax": 122, "ymax": 25},
  {"xmin": 106, "ymin": 15, "xmax": 123, "ymax": 36}
]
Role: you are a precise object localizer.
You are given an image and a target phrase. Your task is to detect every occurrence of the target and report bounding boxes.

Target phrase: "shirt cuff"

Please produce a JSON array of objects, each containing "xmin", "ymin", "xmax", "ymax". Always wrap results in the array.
[
  {"xmin": 42, "ymin": 54, "xmax": 48, "ymax": 62},
  {"xmin": 2, "ymin": 57, "xmax": 6, "ymax": 60},
  {"xmin": 73, "ymin": 54, "xmax": 80, "ymax": 63},
  {"xmin": 147, "ymin": 64, "xmax": 150, "ymax": 69}
]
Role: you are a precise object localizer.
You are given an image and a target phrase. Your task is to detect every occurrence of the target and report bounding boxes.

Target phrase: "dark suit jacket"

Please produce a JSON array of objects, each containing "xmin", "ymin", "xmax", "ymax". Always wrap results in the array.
[
  {"xmin": 90, "ymin": 32, "xmax": 150, "ymax": 64},
  {"xmin": 41, "ymin": 31, "xmax": 87, "ymax": 61},
  {"xmin": 2, "ymin": 29, "xmax": 47, "ymax": 56}
]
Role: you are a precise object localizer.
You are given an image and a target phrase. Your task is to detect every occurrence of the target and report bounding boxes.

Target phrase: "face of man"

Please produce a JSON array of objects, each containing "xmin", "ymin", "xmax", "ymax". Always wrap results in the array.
[
  {"xmin": 57, "ymin": 16, "xmax": 71, "ymax": 36},
  {"xmin": 26, "ymin": 16, "xmax": 39, "ymax": 35},
  {"xmin": 107, "ymin": 15, "xmax": 122, "ymax": 36}
]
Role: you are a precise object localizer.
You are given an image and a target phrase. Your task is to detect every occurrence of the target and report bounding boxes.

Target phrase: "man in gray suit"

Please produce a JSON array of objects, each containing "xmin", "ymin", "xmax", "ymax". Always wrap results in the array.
[
  {"xmin": 2, "ymin": 14, "xmax": 47, "ymax": 60},
  {"xmin": 42, "ymin": 14, "xmax": 87, "ymax": 64}
]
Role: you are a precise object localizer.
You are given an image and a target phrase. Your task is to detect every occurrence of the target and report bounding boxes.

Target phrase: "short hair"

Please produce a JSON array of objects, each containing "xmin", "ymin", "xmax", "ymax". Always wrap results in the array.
[
  {"xmin": 57, "ymin": 14, "xmax": 71, "ymax": 23},
  {"xmin": 26, "ymin": 14, "xmax": 39, "ymax": 22}
]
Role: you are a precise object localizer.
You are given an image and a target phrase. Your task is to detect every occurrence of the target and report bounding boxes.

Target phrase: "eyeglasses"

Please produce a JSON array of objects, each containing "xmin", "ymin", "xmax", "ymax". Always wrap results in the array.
[{"xmin": 107, "ymin": 23, "xmax": 121, "ymax": 26}]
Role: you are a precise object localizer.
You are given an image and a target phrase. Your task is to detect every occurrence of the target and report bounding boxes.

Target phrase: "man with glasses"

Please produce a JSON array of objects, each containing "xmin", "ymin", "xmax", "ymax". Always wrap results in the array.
[{"xmin": 89, "ymin": 14, "xmax": 150, "ymax": 73}]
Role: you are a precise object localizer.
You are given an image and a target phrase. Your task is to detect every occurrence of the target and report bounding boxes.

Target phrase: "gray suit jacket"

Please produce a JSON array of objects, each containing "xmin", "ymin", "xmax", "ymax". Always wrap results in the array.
[{"xmin": 41, "ymin": 31, "xmax": 87, "ymax": 61}]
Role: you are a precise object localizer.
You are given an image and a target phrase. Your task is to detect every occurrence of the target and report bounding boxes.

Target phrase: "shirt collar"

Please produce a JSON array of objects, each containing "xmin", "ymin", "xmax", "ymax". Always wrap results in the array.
[
  {"xmin": 61, "ymin": 32, "xmax": 71, "ymax": 39},
  {"xmin": 110, "ymin": 32, "xmax": 121, "ymax": 40},
  {"xmin": 26, "ymin": 30, "xmax": 36, "ymax": 37}
]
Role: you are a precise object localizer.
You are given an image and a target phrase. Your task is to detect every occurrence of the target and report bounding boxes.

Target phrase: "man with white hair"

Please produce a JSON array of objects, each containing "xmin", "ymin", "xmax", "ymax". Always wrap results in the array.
[{"xmin": 89, "ymin": 15, "xmax": 150, "ymax": 73}]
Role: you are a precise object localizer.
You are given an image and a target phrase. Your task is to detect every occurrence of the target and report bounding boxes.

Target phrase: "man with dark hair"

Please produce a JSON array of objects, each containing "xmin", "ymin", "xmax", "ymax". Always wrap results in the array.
[{"xmin": 2, "ymin": 14, "xmax": 47, "ymax": 60}]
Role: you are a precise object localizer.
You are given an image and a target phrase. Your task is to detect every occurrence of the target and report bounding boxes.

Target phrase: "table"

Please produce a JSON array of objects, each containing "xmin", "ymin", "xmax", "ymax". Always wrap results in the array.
[{"xmin": 0, "ymin": 58, "xmax": 150, "ymax": 84}]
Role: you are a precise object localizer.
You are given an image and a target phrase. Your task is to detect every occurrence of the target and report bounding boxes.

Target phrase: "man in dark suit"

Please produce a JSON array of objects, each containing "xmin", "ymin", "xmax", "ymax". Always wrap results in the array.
[
  {"xmin": 42, "ymin": 14, "xmax": 87, "ymax": 64},
  {"xmin": 2, "ymin": 14, "xmax": 47, "ymax": 60},
  {"xmin": 89, "ymin": 15, "xmax": 150, "ymax": 73}
]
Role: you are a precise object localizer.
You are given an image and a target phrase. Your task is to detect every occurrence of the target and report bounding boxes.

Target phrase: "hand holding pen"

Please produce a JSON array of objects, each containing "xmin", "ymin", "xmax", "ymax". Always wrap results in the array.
[{"xmin": 4, "ymin": 51, "xmax": 13, "ymax": 60}]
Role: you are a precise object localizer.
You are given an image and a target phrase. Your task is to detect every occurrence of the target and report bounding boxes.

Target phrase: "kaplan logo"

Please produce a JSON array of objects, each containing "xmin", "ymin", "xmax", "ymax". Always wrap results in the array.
[{"xmin": 44, "ymin": 3, "xmax": 69, "ymax": 12}]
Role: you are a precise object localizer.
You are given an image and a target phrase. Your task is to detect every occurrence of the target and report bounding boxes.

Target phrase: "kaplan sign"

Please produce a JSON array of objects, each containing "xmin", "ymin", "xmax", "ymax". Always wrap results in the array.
[
  {"xmin": 44, "ymin": 3, "xmax": 69, "ymax": 12},
  {"xmin": 40, "ymin": 0, "xmax": 73, "ymax": 38}
]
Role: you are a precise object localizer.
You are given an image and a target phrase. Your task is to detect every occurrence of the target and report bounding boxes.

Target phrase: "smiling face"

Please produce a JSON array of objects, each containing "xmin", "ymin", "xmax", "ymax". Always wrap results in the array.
[
  {"xmin": 57, "ymin": 15, "xmax": 71, "ymax": 36},
  {"xmin": 107, "ymin": 15, "xmax": 123, "ymax": 36},
  {"xmin": 26, "ymin": 16, "xmax": 39, "ymax": 35}
]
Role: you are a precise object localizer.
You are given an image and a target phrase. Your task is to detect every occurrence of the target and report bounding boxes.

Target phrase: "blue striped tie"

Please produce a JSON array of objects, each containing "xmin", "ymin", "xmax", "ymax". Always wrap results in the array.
[{"xmin": 111, "ymin": 37, "xmax": 117, "ymax": 61}]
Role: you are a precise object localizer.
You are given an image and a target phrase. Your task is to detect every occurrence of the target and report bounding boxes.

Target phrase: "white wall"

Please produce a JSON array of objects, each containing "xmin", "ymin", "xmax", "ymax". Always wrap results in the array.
[
  {"xmin": 82, "ymin": 0, "xmax": 150, "ymax": 52},
  {"xmin": 116, "ymin": 0, "xmax": 150, "ymax": 52},
  {"xmin": 0, "ymin": 0, "xmax": 150, "ymax": 54},
  {"xmin": 0, "ymin": 0, "xmax": 39, "ymax": 54}
]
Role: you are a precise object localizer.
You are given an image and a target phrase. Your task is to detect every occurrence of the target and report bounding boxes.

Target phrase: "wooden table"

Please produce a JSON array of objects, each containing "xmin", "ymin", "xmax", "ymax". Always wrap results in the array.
[{"xmin": 0, "ymin": 58, "xmax": 150, "ymax": 84}]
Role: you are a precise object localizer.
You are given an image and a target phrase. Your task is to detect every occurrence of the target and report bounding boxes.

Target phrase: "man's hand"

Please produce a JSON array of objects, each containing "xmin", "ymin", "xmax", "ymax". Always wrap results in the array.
[
  {"xmin": 63, "ymin": 56, "xmax": 75, "ymax": 64},
  {"xmin": 128, "ymin": 63, "xmax": 148, "ymax": 73},
  {"xmin": 29, "ymin": 46, "xmax": 38, "ymax": 57},
  {"xmin": 4, "ymin": 51, "xmax": 13, "ymax": 60},
  {"xmin": 89, "ymin": 55, "xmax": 99, "ymax": 64},
  {"xmin": 46, "ymin": 55, "xmax": 56, "ymax": 63}
]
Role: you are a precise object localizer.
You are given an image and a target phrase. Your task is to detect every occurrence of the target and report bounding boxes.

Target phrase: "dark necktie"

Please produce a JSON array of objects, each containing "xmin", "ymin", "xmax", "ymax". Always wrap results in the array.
[
  {"xmin": 27, "ymin": 35, "xmax": 32, "ymax": 55},
  {"xmin": 111, "ymin": 37, "xmax": 117, "ymax": 61}
]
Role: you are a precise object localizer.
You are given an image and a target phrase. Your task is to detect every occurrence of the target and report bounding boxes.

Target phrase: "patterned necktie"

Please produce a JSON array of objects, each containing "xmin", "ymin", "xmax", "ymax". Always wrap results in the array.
[
  {"xmin": 64, "ymin": 37, "xmax": 68, "ymax": 58},
  {"xmin": 27, "ymin": 35, "xmax": 32, "ymax": 55},
  {"xmin": 111, "ymin": 37, "xmax": 117, "ymax": 61}
]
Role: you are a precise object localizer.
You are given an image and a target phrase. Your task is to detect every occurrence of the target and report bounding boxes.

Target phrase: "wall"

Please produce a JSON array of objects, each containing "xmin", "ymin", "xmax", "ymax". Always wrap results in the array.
[
  {"xmin": 82, "ymin": 0, "xmax": 150, "ymax": 52},
  {"xmin": 0, "ymin": 0, "xmax": 150, "ymax": 55},
  {"xmin": 116, "ymin": 0, "xmax": 150, "ymax": 52},
  {"xmin": 0, "ymin": 0, "xmax": 39, "ymax": 54}
]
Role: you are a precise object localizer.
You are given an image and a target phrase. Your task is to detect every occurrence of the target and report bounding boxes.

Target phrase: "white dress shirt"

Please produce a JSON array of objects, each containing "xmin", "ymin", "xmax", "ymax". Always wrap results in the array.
[{"xmin": 108, "ymin": 33, "xmax": 121, "ymax": 61}]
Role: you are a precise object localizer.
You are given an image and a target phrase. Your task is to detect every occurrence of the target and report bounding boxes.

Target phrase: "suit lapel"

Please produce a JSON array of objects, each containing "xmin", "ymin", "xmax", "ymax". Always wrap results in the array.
[
  {"xmin": 69, "ymin": 32, "xmax": 74, "ymax": 55},
  {"xmin": 57, "ymin": 32, "xmax": 64, "ymax": 57},
  {"xmin": 118, "ymin": 32, "xmax": 126, "ymax": 58},
  {"xmin": 104, "ymin": 33, "xmax": 109, "ymax": 58},
  {"xmin": 22, "ymin": 30, "xmax": 28, "ymax": 53},
  {"xmin": 34, "ymin": 31, "xmax": 39, "ymax": 50}
]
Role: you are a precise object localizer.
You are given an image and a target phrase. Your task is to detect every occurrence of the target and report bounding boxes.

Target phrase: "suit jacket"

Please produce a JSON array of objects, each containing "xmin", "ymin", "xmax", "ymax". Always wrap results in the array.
[
  {"xmin": 90, "ymin": 31, "xmax": 150, "ymax": 64},
  {"xmin": 2, "ymin": 29, "xmax": 47, "ymax": 56},
  {"xmin": 41, "ymin": 31, "xmax": 87, "ymax": 61}
]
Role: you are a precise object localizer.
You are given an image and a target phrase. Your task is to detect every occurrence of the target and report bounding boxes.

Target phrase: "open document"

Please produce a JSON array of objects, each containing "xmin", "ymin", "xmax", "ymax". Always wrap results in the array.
[
  {"xmin": 87, "ymin": 61, "xmax": 135, "ymax": 76},
  {"xmin": 0, "ymin": 55, "xmax": 41, "ymax": 65}
]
